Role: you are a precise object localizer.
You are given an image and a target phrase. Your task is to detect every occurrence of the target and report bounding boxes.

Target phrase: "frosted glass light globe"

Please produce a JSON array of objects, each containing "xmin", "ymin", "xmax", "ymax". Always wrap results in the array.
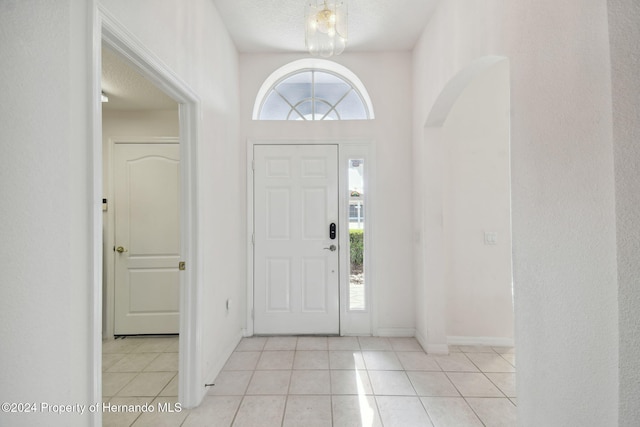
[{"xmin": 315, "ymin": 8, "xmax": 336, "ymax": 34}]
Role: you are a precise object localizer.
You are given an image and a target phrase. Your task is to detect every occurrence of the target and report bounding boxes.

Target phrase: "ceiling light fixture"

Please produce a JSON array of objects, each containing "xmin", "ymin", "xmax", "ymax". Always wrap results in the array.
[{"xmin": 305, "ymin": 0, "xmax": 347, "ymax": 57}]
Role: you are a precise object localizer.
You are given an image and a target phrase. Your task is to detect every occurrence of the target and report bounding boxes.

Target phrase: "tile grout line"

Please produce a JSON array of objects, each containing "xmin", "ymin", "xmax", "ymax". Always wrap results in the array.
[
  {"xmin": 447, "ymin": 348, "xmax": 513, "ymax": 426},
  {"xmin": 460, "ymin": 395, "xmax": 488, "ymax": 427},
  {"xmin": 402, "ymin": 359, "xmax": 438, "ymax": 427},
  {"xmin": 416, "ymin": 393, "xmax": 438, "ymax": 427},
  {"xmin": 462, "ymin": 350, "xmax": 512, "ymax": 400}
]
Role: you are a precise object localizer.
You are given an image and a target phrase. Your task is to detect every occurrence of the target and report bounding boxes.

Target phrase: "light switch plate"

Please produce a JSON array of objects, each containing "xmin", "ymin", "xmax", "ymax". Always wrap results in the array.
[{"xmin": 484, "ymin": 231, "xmax": 498, "ymax": 245}]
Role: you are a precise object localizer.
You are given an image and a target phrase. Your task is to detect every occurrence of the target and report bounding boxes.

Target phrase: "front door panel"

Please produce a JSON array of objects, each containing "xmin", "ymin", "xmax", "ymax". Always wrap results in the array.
[{"xmin": 254, "ymin": 145, "xmax": 339, "ymax": 334}]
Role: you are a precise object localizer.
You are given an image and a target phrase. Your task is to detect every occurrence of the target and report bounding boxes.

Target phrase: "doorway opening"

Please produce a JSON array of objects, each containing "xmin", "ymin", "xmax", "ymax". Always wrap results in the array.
[
  {"xmin": 246, "ymin": 140, "xmax": 375, "ymax": 337},
  {"xmin": 102, "ymin": 44, "xmax": 181, "ymax": 337},
  {"xmin": 91, "ymin": 9, "xmax": 202, "ymax": 420},
  {"xmin": 417, "ymin": 56, "xmax": 514, "ymax": 352},
  {"xmin": 101, "ymin": 45, "xmax": 183, "ymax": 421}
]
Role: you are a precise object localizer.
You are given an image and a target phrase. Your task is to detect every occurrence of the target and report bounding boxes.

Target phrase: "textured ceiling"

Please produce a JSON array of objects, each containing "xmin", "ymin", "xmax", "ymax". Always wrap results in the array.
[
  {"xmin": 101, "ymin": 47, "xmax": 178, "ymax": 111},
  {"xmin": 212, "ymin": 0, "xmax": 439, "ymax": 53},
  {"xmin": 101, "ymin": 1, "xmax": 439, "ymax": 111}
]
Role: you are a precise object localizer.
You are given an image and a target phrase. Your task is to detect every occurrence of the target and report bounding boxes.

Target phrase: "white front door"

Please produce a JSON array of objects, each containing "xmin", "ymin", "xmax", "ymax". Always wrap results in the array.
[
  {"xmin": 254, "ymin": 145, "xmax": 340, "ymax": 335},
  {"xmin": 114, "ymin": 143, "xmax": 180, "ymax": 335}
]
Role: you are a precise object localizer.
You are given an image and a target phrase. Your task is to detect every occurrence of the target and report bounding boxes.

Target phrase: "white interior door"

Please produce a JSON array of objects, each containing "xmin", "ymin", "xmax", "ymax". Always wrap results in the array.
[
  {"xmin": 114, "ymin": 143, "xmax": 180, "ymax": 335},
  {"xmin": 254, "ymin": 144, "xmax": 340, "ymax": 335}
]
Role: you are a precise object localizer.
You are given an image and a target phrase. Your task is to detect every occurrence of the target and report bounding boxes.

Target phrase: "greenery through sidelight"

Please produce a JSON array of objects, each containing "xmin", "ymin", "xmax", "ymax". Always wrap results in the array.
[{"xmin": 349, "ymin": 229, "xmax": 364, "ymax": 272}]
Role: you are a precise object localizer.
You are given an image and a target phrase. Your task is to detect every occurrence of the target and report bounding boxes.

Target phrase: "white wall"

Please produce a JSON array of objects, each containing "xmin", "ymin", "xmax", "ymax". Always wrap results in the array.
[
  {"xmin": 101, "ymin": 109, "xmax": 179, "ymax": 336},
  {"xmin": 240, "ymin": 52, "xmax": 415, "ymax": 335},
  {"xmin": 0, "ymin": 1, "xmax": 92, "ymax": 426},
  {"xmin": 99, "ymin": 0, "xmax": 244, "ymax": 401},
  {"xmin": 413, "ymin": 0, "xmax": 619, "ymax": 425},
  {"xmin": 2, "ymin": 1, "xmax": 634, "ymax": 424},
  {"xmin": 608, "ymin": 0, "xmax": 640, "ymax": 424},
  {"xmin": 1, "ymin": 1, "xmax": 241, "ymax": 424},
  {"xmin": 442, "ymin": 60, "xmax": 513, "ymax": 342}
]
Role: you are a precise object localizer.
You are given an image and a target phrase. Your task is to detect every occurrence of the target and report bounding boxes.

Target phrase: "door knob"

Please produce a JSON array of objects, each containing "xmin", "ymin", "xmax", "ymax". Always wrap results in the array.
[
  {"xmin": 323, "ymin": 244, "xmax": 337, "ymax": 252},
  {"xmin": 116, "ymin": 246, "xmax": 128, "ymax": 253}
]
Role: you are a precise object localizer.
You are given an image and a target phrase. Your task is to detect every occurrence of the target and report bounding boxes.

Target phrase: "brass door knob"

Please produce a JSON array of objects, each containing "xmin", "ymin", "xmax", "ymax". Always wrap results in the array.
[{"xmin": 116, "ymin": 246, "xmax": 127, "ymax": 253}]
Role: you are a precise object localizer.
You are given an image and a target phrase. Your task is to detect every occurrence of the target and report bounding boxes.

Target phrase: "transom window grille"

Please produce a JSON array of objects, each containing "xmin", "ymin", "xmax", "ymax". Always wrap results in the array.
[{"xmin": 258, "ymin": 69, "xmax": 370, "ymax": 121}]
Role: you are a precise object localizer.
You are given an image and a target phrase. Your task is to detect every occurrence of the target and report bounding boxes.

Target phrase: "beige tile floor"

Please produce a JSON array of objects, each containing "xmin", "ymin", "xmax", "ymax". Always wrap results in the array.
[{"xmin": 102, "ymin": 336, "xmax": 516, "ymax": 426}]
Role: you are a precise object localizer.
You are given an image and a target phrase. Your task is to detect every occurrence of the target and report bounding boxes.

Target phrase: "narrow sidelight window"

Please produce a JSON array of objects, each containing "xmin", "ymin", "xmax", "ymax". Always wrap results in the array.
[{"xmin": 348, "ymin": 159, "xmax": 365, "ymax": 310}]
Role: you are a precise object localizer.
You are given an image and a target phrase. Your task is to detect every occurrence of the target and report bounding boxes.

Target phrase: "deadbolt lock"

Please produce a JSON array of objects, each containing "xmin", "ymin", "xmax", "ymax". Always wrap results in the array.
[{"xmin": 115, "ymin": 246, "xmax": 127, "ymax": 253}]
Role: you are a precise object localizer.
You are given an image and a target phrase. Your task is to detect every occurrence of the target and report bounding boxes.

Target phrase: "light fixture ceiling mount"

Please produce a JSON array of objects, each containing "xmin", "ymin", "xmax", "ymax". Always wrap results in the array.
[{"xmin": 305, "ymin": 0, "xmax": 348, "ymax": 57}]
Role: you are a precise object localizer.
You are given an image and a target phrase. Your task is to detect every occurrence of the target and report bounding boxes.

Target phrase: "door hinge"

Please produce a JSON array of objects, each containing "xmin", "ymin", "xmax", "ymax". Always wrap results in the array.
[
  {"xmin": 251, "ymin": 160, "xmax": 255, "ymax": 171},
  {"xmin": 251, "ymin": 308, "xmax": 254, "ymax": 319},
  {"xmin": 251, "ymin": 233, "xmax": 255, "ymax": 245},
  {"xmin": 179, "ymin": 261, "xmax": 186, "ymax": 271}
]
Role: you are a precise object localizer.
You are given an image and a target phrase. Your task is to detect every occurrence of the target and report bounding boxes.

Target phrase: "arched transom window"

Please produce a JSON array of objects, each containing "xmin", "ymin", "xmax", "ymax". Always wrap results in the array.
[{"xmin": 254, "ymin": 59, "xmax": 374, "ymax": 121}]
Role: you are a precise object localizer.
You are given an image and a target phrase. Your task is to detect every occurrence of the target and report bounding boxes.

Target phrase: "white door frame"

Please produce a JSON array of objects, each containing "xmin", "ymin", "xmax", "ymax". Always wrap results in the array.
[
  {"xmin": 246, "ymin": 139, "xmax": 376, "ymax": 337},
  {"xmin": 90, "ymin": 5, "xmax": 202, "ymax": 422}
]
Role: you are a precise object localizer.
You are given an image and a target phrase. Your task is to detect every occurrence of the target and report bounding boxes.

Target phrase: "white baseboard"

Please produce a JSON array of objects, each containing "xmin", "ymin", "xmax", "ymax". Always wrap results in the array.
[
  {"xmin": 414, "ymin": 330, "xmax": 427, "ymax": 351},
  {"xmin": 415, "ymin": 329, "xmax": 449, "ymax": 354},
  {"xmin": 447, "ymin": 336, "xmax": 514, "ymax": 347},
  {"xmin": 375, "ymin": 328, "xmax": 416, "ymax": 337},
  {"xmin": 426, "ymin": 344, "xmax": 450, "ymax": 354}
]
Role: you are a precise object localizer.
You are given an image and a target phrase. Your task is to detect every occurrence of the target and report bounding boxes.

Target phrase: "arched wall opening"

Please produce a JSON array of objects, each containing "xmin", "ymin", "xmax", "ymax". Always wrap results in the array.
[{"xmin": 416, "ymin": 56, "xmax": 514, "ymax": 352}]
